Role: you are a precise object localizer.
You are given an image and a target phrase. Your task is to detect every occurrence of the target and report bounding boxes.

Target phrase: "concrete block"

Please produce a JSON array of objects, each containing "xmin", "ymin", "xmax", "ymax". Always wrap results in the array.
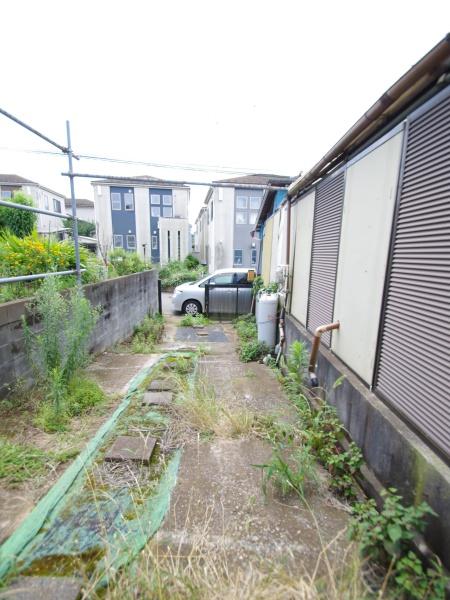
[
  {"xmin": 104, "ymin": 435, "xmax": 156, "ymax": 464},
  {"xmin": 147, "ymin": 379, "xmax": 176, "ymax": 392},
  {"xmin": 6, "ymin": 576, "xmax": 82, "ymax": 599},
  {"xmin": 142, "ymin": 392, "xmax": 173, "ymax": 406}
]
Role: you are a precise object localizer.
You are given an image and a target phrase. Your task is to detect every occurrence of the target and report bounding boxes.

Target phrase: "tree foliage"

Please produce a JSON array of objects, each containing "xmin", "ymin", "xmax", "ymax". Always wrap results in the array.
[{"xmin": 0, "ymin": 192, "xmax": 37, "ymax": 237}]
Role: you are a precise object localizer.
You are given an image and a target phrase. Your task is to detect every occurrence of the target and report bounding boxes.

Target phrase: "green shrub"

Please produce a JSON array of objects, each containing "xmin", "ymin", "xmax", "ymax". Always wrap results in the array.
[
  {"xmin": 23, "ymin": 277, "xmax": 99, "ymax": 428},
  {"xmin": 108, "ymin": 248, "xmax": 151, "ymax": 277},
  {"xmin": 255, "ymin": 445, "xmax": 318, "ymax": 499},
  {"xmin": 349, "ymin": 489, "xmax": 448, "ymax": 598},
  {"xmin": 66, "ymin": 375, "xmax": 106, "ymax": 416},
  {"xmin": 62, "ymin": 218, "xmax": 96, "ymax": 237},
  {"xmin": 184, "ymin": 254, "xmax": 200, "ymax": 269},
  {"xmin": 238, "ymin": 339, "xmax": 269, "ymax": 362},
  {"xmin": 0, "ymin": 230, "xmax": 105, "ymax": 302},
  {"xmin": 158, "ymin": 260, "xmax": 206, "ymax": 289},
  {"xmin": 180, "ymin": 314, "xmax": 210, "ymax": 327},
  {"xmin": 0, "ymin": 192, "xmax": 37, "ymax": 237}
]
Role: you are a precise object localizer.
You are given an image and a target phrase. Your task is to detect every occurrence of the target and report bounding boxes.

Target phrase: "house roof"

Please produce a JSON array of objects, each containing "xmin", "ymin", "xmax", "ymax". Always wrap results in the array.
[
  {"xmin": 64, "ymin": 198, "xmax": 94, "ymax": 208},
  {"xmin": 93, "ymin": 174, "xmax": 162, "ymax": 184},
  {"xmin": 0, "ymin": 174, "xmax": 66, "ymax": 198},
  {"xmin": 91, "ymin": 174, "xmax": 188, "ymax": 189},
  {"xmin": 0, "ymin": 174, "xmax": 37, "ymax": 185},
  {"xmin": 213, "ymin": 174, "xmax": 293, "ymax": 186}
]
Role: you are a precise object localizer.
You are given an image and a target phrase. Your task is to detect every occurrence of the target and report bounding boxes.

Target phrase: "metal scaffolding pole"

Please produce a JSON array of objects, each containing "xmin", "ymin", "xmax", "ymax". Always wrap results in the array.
[{"xmin": 66, "ymin": 120, "xmax": 82, "ymax": 284}]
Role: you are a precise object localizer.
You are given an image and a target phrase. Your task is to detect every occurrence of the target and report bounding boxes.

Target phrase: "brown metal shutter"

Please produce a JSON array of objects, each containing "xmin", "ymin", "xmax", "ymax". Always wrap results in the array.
[
  {"xmin": 375, "ymin": 89, "xmax": 450, "ymax": 458},
  {"xmin": 307, "ymin": 171, "xmax": 345, "ymax": 346}
]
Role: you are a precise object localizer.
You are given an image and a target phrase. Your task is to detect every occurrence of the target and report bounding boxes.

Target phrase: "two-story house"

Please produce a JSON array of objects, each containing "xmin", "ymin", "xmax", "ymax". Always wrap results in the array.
[
  {"xmin": 197, "ymin": 174, "xmax": 292, "ymax": 273},
  {"xmin": 0, "ymin": 174, "xmax": 66, "ymax": 234},
  {"xmin": 92, "ymin": 176, "xmax": 190, "ymax": 264}
]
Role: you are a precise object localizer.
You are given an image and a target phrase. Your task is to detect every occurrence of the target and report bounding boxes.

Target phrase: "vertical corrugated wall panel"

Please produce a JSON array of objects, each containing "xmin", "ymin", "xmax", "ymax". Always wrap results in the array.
[
  {"xmin": 307, "ymin": 172, "xmax": 345, "ymax": 345},
  {"xmin": 376, "ymin": 89, "xmax": 450, "ymax": 458}
]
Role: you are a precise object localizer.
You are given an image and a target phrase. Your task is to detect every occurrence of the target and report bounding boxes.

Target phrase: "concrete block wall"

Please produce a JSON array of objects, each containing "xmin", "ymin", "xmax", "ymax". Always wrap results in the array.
[
  {"xmin": 0, "ymin": 270, "xmax": 159, "ymax": 396},
  {"xmin": 284, "ymin": 314, "xmax": 450, "ymax": 570}
]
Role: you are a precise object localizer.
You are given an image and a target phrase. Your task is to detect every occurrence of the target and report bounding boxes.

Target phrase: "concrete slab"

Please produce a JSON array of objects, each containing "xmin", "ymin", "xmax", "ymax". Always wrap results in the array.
[
  {"xmin": 147, "ymin": 379, "xmax": 176, "ymax": 392},
  {"xmin": 104, "ymin": 435, "xmax": 156, "ymax": 464},
  {"xmin": 142, "ymin": 391, "xmax": 173, "ymax": 406},
  {"xmin": 175, "ymin": 326, "xmax": 228, "ymax": 343},
  {"xmin": 5, "ymin": 576, "xmax": 81, "ymax": 600},
  {"xmin": 156, "ymin": 438, "xmax": 349, "ymax": 574}
]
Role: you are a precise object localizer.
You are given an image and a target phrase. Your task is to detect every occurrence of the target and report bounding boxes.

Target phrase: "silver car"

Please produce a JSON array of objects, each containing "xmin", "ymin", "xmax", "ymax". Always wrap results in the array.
[{"xmin": 171, "ymin": 268, "xmax": 256, "ymax": 315}]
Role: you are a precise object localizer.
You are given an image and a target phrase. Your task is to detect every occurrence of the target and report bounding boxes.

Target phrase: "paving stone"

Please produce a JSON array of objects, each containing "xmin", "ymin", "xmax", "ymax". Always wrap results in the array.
[
  {"xmin": 6, "ymin": 576, "xmax": 82, "ymax": 600},
  {"xmin": 104, "ymin": 435, "xmax": 156, "ymax": 464},
  {"xmin": 142, "ymin": 391, "xmax": 173, "ymax": 406},
  {"xmin": 147, "ymin": 379, "xmax": 175, "ymax": 392}
]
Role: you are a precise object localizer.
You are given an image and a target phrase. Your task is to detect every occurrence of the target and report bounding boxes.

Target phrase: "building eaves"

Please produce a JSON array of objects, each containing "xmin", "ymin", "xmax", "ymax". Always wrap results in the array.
[
  {"xmin": 289, "ymin": 33, "xmax": 450, "ymax": 198},
  {"xmin": 64, "ymin": 198, "xmax": 94, "ymax": 208},
  {"xmin": 213, "ymin": 173, "xmax": 293, "ymax": 186},
  {"xmin": 0, "ymin": 174, "xmax": 37, "ymax": 185}
]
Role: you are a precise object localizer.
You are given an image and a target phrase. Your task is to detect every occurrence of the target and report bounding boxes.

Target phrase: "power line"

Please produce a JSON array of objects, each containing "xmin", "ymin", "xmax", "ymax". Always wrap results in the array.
[{"xmin": 0, "ymin": 145, "xmax": 280, "ymax": 176}]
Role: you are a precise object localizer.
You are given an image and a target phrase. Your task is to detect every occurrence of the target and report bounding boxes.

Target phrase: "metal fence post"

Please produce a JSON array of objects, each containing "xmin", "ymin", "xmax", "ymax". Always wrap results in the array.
[
  {"xmin": 158, "ymin": 279, "xmax": 162, "ymax": 314},
  {"xmin": 205, "ymin": 284, "xmax": 210, "ymax": 317},
  {"xmin": 66, "ymin": 120, "xmax": 81, "ymax": 284}
]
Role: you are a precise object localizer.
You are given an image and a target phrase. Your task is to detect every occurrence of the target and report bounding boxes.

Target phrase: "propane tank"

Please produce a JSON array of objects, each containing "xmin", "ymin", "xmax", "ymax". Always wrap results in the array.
[{"xmin": 256, "ymin": 292, "xmax": 278, "ymax": 349}]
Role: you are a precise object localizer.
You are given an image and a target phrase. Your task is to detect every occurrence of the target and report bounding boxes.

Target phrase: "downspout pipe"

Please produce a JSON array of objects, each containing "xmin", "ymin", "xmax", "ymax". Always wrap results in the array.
[{"xmin": 309, "ymin": 322, "xmax": 340, "ymax": 387}]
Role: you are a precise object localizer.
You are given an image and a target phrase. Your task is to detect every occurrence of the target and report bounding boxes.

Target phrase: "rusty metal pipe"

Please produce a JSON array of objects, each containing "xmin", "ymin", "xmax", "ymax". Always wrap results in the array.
[{"xmin": 309, "ymin": 322, "xmax": 340, "ymax": 387}]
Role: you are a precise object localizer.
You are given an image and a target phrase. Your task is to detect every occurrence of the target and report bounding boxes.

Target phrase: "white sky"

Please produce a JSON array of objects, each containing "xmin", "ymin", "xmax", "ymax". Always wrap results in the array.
[{"xmin": 1, "ymin": 0, "xmax": 449, "ymax": 224}]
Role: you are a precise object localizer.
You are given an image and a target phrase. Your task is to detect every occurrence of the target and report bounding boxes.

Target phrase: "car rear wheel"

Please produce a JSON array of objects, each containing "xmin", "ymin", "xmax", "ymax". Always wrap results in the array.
[{"xmin": 182, "ymin": 299, "xmax": 202, "ymax": 315}]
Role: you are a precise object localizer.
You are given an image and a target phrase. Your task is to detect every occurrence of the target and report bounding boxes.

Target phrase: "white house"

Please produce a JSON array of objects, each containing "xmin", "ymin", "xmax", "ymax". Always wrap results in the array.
[
  {"xmin": 92, "ymin": 175, "xmax": 190, "ymax": 264},
  {"xmin": 0, "ymin": 174, "xmax": 65, "ymax": 233},
  {"xmin": 195, "ymin": 174, "xmax": 292, "ymax": 273},
  {"xmin": 64, "ymin": 198, "xmax": 95, "ymax": 223}
]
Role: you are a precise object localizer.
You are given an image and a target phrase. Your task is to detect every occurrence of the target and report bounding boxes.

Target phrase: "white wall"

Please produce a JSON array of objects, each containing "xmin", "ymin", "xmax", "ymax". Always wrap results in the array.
[
  {"xmin": 93, "ymin": 184, "xmax": 113, "ymax": 254},
  {"xmin": 332, "ymin": 130, "xmax": 404, "ymax": 384},
  {"xmin": 134, "ymin": 187, "xmax": 151, "ymax": 258},
  {"xmin": 173, "ymin": 188, "xmax": 189, "ymax": 219},
  {"xmin": 159, "ymin": 218, "xmax": 190, "ymax": 264},
  {"xmin": 213, "ymin": 186, "xmax": 234, "ymax": 271},
  {"xmin": 290, "ymin": 190, "xmax": 315, "ymax": 326},
  {"xmin": 24, "ymin": 185, "xmax": 64, "ymax": 233}
]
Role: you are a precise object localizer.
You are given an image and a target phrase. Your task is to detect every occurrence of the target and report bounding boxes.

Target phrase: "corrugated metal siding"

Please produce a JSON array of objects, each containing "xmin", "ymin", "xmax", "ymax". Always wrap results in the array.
[
  {"xmin": 376, "ymin": 90, "xmax": 450, "ymax": 458},
  {"xmin": 307, "ymin": 172, "xmax": 345, "ymax": 345}
]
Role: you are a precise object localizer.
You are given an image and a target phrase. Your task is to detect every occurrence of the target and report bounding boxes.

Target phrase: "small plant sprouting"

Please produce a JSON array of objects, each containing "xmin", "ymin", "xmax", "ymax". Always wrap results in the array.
[{"xmin": 180, "ymin": 313, "xmax": 210, "ymax": 327}]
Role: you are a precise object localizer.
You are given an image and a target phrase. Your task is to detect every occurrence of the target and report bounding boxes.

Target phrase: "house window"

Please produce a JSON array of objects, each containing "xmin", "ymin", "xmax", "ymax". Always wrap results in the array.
[
  {"xmin": 127, "ymin": 234, "xmax": 136, "ymax": 249},
  {"xmin": 124, "ymin": 192, "xmax": 134, "ymax": 211},
  {"xmin": 111, "ymin": 193, "xmax": 121, "ymax": 210},
  {"xmin": 44, "ymin": 195, "xmax": 49, "ymax": 210},
  {"xmin": 1, "ymin": 190, "xmax": 12, "ymax": 199},
  {"xmin": 53, "ymin": 198, "xmax": 61, "ymax": 212},
  {"xmin": 235, "ymin": 211, "xmax": 247, "ymax": 225},
  {"xmin": 113, "ymin": 234, "xmax": 123, "ymax": 248},
  {"xmin": 151, "ymin": 206, "xmax": 161, "ymax": 217},
  {"xmin": 251, "ymin": 249, "xmax": 257, "ymax": 265},
  {"xmin": 236, "ymin": 196, "xmax": 248, "ymax": 209},
  {"xmin": 234, "ymin": 249, "xmax": 243, "ymax": 265},
  {"xmin": 249, "ymin": 211, "xmax": 258, "ymax": 225},
  {"xmin": 152, "ymin": 235, "xmax": 158, "ymax": 250},
  {"xmin": 162, "ymin": 195, "xmax": 172, "ymax": 205},
  {"xmin": 151, "ymin": 194, "xmax": 160, "ymax": 205},
  {"xmin": 249, "ymin": 196, "xmax": 261, "ymax": 210},
  {"xmin": 162, "ymin": 206, "xmax": 173, "ymax": 218}
]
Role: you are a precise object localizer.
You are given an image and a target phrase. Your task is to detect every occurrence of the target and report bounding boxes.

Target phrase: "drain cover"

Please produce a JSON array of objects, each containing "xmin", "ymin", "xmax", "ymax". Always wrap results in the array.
[{"xmin": 104, "ymin": 435, "xmax": 156, "ymax": 464}]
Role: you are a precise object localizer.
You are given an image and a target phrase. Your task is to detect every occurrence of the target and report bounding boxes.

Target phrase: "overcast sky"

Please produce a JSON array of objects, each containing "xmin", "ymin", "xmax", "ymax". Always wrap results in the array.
[{"xmin": 1, "ymin": 1, "xmax": 449, "ymax": 224}]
